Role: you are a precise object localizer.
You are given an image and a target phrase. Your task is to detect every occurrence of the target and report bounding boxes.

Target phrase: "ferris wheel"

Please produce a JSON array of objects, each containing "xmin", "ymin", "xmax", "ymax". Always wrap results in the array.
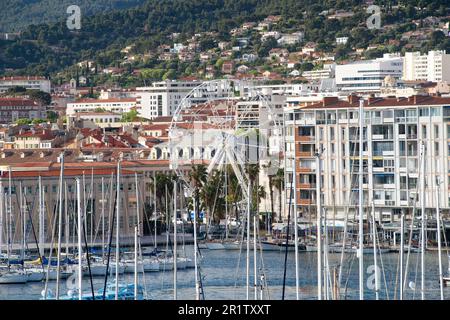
[{"xmin": 168, "ymin": 79, "xmax": 285, "ymax": 202}]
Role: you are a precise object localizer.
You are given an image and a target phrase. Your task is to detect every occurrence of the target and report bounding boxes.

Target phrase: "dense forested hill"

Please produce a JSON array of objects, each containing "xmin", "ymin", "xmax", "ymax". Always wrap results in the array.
[
  {"xmin": 0, "ymin": 0, "xmax": 449, "ymax": 79},
  {"xmin": 0, "ymin": 0, "xmax": 148, "ymax": 32}
]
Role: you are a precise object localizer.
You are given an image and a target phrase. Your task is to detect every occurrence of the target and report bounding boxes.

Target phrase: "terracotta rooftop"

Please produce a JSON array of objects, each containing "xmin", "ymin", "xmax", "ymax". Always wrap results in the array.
[
  {"xmin": 300, "ymin": 95, "xmax": 450, "ymax": 110},
  {"xmin": 71, "ymin": 98, "xmax": 137, "ymax": 104},
  {"xmin": 0, "ymin": 98, "xmax": 38, "ymax": 107}
]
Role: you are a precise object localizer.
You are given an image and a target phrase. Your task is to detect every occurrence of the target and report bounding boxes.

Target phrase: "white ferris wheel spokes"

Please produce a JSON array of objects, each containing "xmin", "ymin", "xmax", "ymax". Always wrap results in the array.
[{"xmin": 168, "ymin": 80, "xmax": 285, "ymax": 200}]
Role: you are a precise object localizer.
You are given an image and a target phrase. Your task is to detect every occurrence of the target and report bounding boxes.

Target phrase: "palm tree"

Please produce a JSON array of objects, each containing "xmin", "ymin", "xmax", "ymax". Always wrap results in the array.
[
  {"xmin": 262, "ymin": 161, "xmax": 276, "ymax": 230},
  {"xmin": 272, "ymin": 168, "xmax": 285, "ymax": 222},
  {"xmin": 151, "ymin": 172, "xmax": 176, "ymax": 230},
  {"xmin": 188, "ymin": 164, "xmax": 207, "ymax": 223},
  {"xmin": 200, "ymin": 170, "xmax": 225, "ymax": 224}
]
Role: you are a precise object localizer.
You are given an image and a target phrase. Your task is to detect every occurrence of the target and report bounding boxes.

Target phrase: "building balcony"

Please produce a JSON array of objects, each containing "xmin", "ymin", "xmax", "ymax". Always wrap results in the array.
[
  {"xmin": 297, "ymin": 136, "xmax": 315, "ymax": 142},
  {"xmin": 299, "ymin": 199, "xmax": 314, "ymax": 205},
  {"xmin": 298, "ymin": 167, "xmax": 314, "ymax": 173},
  {"xmin": 297, "ymin": 151, "xmax": 315, "ymax": 157},
  {"xmin": 298, "ymin": 183, "xmax": 316, "ymax": 189}
]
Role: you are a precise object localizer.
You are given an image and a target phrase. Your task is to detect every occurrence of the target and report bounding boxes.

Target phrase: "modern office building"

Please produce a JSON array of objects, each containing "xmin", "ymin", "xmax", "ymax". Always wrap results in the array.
[{"xmin": 335, "ymin": 54, "xmax": 403, "ymax": 93}]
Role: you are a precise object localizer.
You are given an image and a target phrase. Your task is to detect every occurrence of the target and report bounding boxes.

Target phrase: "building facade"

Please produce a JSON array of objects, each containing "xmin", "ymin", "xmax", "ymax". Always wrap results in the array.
[
  {"xmin": 136, "ymin": 80, "xmax": 232, "ymax": 119},
  {"xmin": 66, "ymin": 98, "xmax": 137, "ymax": 116},
  {"xmin": 285, "ymin": 95, "xmax": 450, "ymax": 224},
  {"xmin": 403, "ymin": 50, "xmax": 450, "ymax": 82},
  {"xmin": 336, "ymin": 54, "xmax": 403, "ymax": 93},
  {"xmin": 0, "ymin": 76, "xmax": 51, "ymax": 93},
  {"xmin": 0, "ymin": 98, "xmax": 47, "ymax": 123}
]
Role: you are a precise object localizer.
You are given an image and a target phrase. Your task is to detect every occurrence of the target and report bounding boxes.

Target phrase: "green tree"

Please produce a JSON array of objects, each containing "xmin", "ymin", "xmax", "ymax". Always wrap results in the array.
[
  {"xmin": 15, "ymin": 118, "xmax": 32, "ymax": 125},
  {"xmin": 121, "ymin": 109, "xmax": 138, "ymax": 122}
]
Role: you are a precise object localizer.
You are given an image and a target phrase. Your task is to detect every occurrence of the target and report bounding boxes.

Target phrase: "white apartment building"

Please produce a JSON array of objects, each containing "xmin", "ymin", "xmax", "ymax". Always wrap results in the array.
[
  {"xmin": 0, "ymin": 76, "xmax": 51, "ymax": 93},
  {"xmin": 336, "ymin": 37, "xmax": 349, "ymax": 45},
  {"xmin": 403, "ymin": 50, "xmax": 450, "ymax": 83},
  {"xmin": 236, "ymin": 81, "xmax": 319, "ymax": 97},
  {"xmin": 277, "ymin": 32, "xmax": 305, "ymax": 46},
  {"xmin": 285, "ymin": 95, "xmax": 450, "ymax": 224},
  {"xmin": 66, "ymin": 98, "xmax": 137, "ymax": 116},
  {"xmin": 136, "ymin": 80, "xmax": 232, "ymax": 119},
  {"xmin": 68, "ymin": 112, "xmax": 123, "ymax": 128},
  {"xmin": 302, "ymin": 64, "xmax": 336, "ymax": 82},
  {"xmin": 336, "ymin": 54, "xmax": 403, "ymax": 93}
]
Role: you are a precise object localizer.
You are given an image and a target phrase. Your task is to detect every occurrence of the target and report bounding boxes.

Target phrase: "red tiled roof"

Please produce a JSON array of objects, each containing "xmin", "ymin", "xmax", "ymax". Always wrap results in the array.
[
  {"xmin": 71, "ymin": 98, "xmax": 136, "ymax": 104},
  {"xmin": 301, "ymin": 95, "xmax": 450, "ymax": 110},
  {"xmin": 0, "ymin": 76, "xmax": 47, "ymax": 81},
  {"xmin": 0, "ymin": 98, "xmax": 38, "ymax": 107}
]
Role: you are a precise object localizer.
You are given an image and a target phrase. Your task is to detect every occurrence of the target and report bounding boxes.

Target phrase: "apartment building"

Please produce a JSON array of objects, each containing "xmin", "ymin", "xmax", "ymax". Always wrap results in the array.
[
  {"xmin": 285, "ymin": 95, "xmax": 450, "ymax": 224},
  {"xmin": 0, "ymin": 98, "xmax": 47, "ymax": 123},
  {"xmin": 302, "ymin": 64, "xmax": 336, "ymax": 82},
  {"xmin": 0, "ymin": 76, "xmax": 51, "ymax": 93},
  {"xmin": 403, "ymin": 50, "xmax": 450, "ymax": 82},
  {"xmin": 335, "ymin": 54, "xmax": 403, "ymax": 93},
  {"xmin": 66, "ymin": 98, "xmax": 137, "ymax": 116},
  {"xmin": 136, "ymin": 80, "xmax": 232, "ymax": 120}
]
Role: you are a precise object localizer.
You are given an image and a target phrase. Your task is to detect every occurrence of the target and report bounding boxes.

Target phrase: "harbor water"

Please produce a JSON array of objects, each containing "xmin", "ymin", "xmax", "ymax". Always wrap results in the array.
[{"xmin": 0, "ymin": 246, "xmax": 448, "ymax": 300}]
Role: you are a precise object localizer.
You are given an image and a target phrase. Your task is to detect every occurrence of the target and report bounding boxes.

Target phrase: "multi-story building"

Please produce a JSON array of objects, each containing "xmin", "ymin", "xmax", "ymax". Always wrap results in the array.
[
  {"xmin": 66, "ymin": 98, "xmax": 137, "ymax": 116},
  {"xmin": 403, "ymin": 50, "xmax": 450, "ymax": 82},
  {"xmin": 302, "ymin": 64, "xmax": 336, "ymax": 82},
  {"xmin": 0, "ymin": 98, "xmax": 47, "ymax": 123},
  {"xmin": 335, "ymin": 54, "xmax": 403, "ymax": 93},
  {"xmin": 285, "ymin": 95, "xmax": 450, "ymax": 225},
  {"xmin": 136, "ymin": 80, "xmax": 232, "ymax": 120},
  {"xmin": 0, "ymin": 76, "xmax": 51, "ymax": 93},
  {"xmin": 67, "ymin": 112, "xmax": 123, "ymax": 128}
]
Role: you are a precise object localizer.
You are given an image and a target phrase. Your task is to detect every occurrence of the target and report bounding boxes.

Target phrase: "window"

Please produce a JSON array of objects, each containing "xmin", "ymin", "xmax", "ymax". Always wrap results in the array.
[
  {"xmin": 421, "ymin": 125, "xmax": 431, "ymax": 140},
  {"xmin": 434, "ymin": 125, "xmax": 439, "ymax": 139}
]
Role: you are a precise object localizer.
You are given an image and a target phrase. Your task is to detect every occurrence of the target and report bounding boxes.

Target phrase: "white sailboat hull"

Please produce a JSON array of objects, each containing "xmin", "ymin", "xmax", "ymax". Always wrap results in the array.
[{"xmin": 0, "ymin": 272, "xmax": 28, "ymax": 284}]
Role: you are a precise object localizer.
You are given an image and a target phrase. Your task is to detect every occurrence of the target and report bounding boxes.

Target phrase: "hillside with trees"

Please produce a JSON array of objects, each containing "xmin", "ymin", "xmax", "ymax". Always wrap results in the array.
[
  {"xmin": 0, "ymin": 0, "xmax": 147, "ymax": 32},
  {"xmin": 0, "ymin": 0, "xmax": 449, "ymax": 84}
]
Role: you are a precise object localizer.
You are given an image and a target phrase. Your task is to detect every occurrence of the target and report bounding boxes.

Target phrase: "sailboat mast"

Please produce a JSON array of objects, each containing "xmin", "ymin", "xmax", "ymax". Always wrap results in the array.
[
  {"xmin": 90, "ymin": 169, "xmax": 94, "ymax": 244},
  {"xmin": 371, "ymin": 202, "xmax": 379, "ymax": 300},
  {"xmin": 8, "ymin": 167, "xmax": 12, "ymax": 265},
  {"xmin": 173, "ymin": 179, "xmax": 177, "ymax": 300},
  {"xmin": 358, "ymin": 99, "xmax": 364, "ymax": 301},
  {"xmin": 65, "ymin": 182, "xmax": 69, "ymax": 256},
  {"xmin": 193, "ymin": 196, "xmax": 200, "ymax": 300},
  {"xmin": 19, "ymin": 181, "xmax": 25, "ymax": 262},
  {"xmin": 225, "ymin": 165, "xmax": 228, "ymax": 241},
  {"xmin": 38, "ymin": 176, "xmax": 44, "ymax": 257},
  {"xmin": 56, "ymin": 152, "xmax": 64, "ymax": 300},
  {"xmin": 316, "ymin": 150, "xmax": 322, "ymax": 300},
  {"xmin": 0, "ymin": 179, "xmax": 3, "ymax": 257},
  {"xmin": 115, "ymin": 161, "xmax": 121, "ymax": 300},
  {"xmin": 435, "ymin": 176, "xmax": 444, "ymax": 300},
  {"xmin": 134, "ymin": 173, "xmax": 140, "ymax": 300},
  {"xmin": 134, "ymin": 225, "xmax": 138, "ymax": 300},
  {"xmin": 76, "ymin": 178, "xmax": 83, "ymax": 301},
  {"xmin": 253, "ymin": 214, "xmax": 257, "ymax": 300},
  {"xmin": 101, "ymin": 177, "xmax": 105, "ymax": 260},
  {"xmin": 246, "ymin": 181, "xmax": 250, "ymax": 300},
  {"xmin": 420, "ymin": 142, "xmax": 426, "ymax": 300},
  {"xmin": 293, "ymin": 157, "xmax": 299, "ymax": 300},
  {"xmin": 154, "ymin": 171, "xmax": 157, "ymax": 249},
  {"xmin": 399, "ymin": 212, "xmax": 404, "ymax": 300}
]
